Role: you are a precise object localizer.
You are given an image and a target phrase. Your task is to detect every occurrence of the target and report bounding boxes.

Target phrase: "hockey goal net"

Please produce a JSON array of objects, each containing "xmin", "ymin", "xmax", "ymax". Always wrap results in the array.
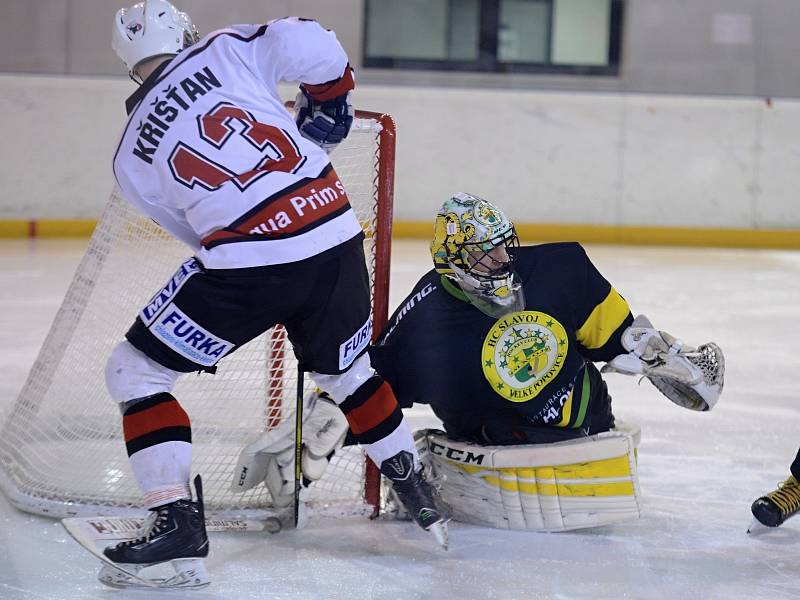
[{"xmin": 0, "ymin": 109, "xmax": 395, "ymax": 520}]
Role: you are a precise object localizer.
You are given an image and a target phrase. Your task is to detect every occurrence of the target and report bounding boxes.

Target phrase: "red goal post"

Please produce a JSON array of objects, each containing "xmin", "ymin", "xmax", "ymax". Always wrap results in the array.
[{"xmin": 283, "ymin": 104, "xmax": 396, "ymax": 513}]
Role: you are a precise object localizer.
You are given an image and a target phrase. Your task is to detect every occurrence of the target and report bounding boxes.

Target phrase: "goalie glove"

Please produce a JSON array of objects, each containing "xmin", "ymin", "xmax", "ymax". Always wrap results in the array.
[
  {"xmin": 231, "ymin": 391, "xmax": 348, "ymax": 507},
  {"xmin": 601, "ymin": 315, "xmax": 724, "ymax": 411},
  {"xmin": 294, "ymin": 86, "xmax": 354, "ymax": 154}
]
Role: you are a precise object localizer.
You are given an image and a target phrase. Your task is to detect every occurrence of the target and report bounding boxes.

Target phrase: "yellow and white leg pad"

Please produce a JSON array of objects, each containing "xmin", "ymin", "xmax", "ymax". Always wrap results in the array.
[{"xmin": 420, "ymin": 421, "xmax": 642, "ymax": 531}]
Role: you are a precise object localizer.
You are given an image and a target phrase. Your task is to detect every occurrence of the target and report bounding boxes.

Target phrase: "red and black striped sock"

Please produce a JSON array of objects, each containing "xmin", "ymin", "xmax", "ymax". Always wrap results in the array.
[
  {"xmin": 338, "ymin": 376, "xmax": 403, "ymax": 445},
  {"xmin": 122, "ymin": 393, "xmax": 193, "ymax": 508},
  {"xmin": 122, "ymin": 392, "xmax": 192, "ymax": 456}
]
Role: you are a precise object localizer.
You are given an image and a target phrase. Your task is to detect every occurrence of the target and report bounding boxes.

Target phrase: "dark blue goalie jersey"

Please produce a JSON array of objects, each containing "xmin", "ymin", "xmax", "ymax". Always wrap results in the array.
[{"xmin": 369, "ymin": 243, "xmax": 634, "ymax": 442}]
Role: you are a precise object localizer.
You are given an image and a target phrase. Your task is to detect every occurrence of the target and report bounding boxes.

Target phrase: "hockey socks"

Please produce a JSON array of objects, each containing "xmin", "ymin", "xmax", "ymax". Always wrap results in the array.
[
  {"xmin": 122, "ymin": 392, "xmax": 193, "ymax": 508},
  {"xmin": 338, "ymin": 377, "xmax": 419, "ymax": 469}
]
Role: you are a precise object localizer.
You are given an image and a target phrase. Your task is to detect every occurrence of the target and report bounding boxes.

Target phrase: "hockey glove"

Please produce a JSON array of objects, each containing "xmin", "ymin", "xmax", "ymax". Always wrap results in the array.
[
  {"xmin": 601, "ymin": 315, "xmax": 725, "ymax": 411},
  {"xmin": 230, "ymin": 390, "xmax": 348, "ymax": 507},
  {"xmin": 294, "ymin": 86, "xmax": 354, "ymax": 154}
]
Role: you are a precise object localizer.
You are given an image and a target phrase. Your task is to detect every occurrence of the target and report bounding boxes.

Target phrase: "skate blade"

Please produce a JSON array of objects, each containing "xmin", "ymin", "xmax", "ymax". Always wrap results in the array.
[
  {"xmin": 163, "ymin": 558, "xmax": 210, "ymax": 588},
  {"xmin": 98, "ymin": 558, "xmax": 209, "ymax": 590},
  {"xmin": 746, "ymin": 518, "xmax": 774, "ymax": 535},
  {"xmin": 428, "ymin": 519, "xmax": 449, "ymax": 550},
  {"xmin": 98, "ymin": 563, "xmax": 149, "ymax": 589}
]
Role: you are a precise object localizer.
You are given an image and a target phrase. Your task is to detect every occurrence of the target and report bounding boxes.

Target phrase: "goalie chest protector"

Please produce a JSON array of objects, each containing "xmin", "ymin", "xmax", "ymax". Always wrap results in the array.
[{"xmin": 370, "ymin": 243, "xmax": 634, "ymax": 440}]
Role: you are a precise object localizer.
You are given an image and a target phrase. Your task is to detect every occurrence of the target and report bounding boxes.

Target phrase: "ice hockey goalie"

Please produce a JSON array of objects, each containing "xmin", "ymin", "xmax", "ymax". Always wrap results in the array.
[{"xmin": 371, "ymin": 192, "xmax": 724, "ymax": 531}]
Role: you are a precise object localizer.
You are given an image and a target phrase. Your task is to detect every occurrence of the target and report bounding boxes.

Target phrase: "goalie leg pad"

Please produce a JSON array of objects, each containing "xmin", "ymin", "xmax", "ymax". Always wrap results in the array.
[{"xmin": 419, "ymin": 423, "xmax": 642, "ymax": 531}]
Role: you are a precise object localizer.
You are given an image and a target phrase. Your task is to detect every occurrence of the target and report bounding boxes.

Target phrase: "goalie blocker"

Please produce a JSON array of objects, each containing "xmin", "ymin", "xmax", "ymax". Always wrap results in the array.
[{"xmin": 413, "ymin": 423, "xmax": 641, "ymax": 531}]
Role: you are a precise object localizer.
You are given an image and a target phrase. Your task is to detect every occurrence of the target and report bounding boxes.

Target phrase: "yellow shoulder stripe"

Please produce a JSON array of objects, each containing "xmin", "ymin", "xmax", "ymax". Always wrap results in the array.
[{"xmin": 576, "ymin": 288, "xmax": 630, "ymax": 350}]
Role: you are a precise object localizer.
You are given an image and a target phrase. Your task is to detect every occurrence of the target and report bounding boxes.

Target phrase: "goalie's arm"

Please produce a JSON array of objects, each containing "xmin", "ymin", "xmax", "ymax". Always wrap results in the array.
[{"xmin": 568, "ymin": 245, "xmax": 634, "ymax": 362}]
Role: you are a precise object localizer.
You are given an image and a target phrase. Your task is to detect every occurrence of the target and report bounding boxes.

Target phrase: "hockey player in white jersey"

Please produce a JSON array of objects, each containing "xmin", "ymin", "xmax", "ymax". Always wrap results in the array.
[{"xmin": 99, "ymin": 0, "xmax": 447, "ymax": 588}]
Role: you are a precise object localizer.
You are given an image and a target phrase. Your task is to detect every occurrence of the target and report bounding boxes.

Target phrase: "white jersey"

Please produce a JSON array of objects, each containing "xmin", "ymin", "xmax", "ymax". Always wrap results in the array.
[{"xmin": 113, "ymin": 18, "xmax": 362, "ymax": 269}]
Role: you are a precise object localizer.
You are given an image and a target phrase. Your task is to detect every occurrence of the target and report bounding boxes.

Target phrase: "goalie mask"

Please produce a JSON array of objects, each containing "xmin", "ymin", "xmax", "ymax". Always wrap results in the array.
[
  {"xmin": 430, "ymin": 193, "xmax": 524, "ymax": 318},
  {"xmin": 112, "ymin": 0, "xmax": 199, "ymax": 82}
]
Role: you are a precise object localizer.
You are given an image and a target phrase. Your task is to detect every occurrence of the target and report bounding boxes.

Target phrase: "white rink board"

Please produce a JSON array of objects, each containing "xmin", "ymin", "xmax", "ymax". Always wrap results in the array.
[
  {"xmin": 2, "ymin": 238, "xmax": 800, "ymax": 599},
  {"xmin": 621, "ymin": 94, "xmax": 757, "ymax": 228},
  {"xmin": 758, "ymin": 102, "xmax": 800, "ymax": 227},
  {"xmin": 1, "ymin": 75, "xmax": 800, "ymax": 230}
]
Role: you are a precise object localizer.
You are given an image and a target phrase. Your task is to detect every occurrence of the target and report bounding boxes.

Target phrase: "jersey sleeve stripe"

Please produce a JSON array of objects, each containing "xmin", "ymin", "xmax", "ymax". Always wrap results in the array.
[
  {"xmin": 302, "ymin": 65, "xmax": 355, "ymax": 101},
  {"xmin": 575, "ymin": 287, "xmax": 631, "ymax": 350}
]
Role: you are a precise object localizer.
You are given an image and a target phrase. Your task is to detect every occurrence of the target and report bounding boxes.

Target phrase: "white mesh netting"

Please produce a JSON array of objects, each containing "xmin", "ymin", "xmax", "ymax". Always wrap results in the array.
[{"xmin": 0, "ymin": 114, "xmax": 392, "ymax": 519}]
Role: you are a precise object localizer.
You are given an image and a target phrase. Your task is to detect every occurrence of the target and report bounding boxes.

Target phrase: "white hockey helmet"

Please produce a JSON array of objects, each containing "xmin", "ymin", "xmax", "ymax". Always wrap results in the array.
[
  {"xmin": 112, "ymin": 0, "xmax": 199, "ymax": 79},
  {"xmin": 430, "ymin": 192, "xmax": 525, "ymax": 318}
]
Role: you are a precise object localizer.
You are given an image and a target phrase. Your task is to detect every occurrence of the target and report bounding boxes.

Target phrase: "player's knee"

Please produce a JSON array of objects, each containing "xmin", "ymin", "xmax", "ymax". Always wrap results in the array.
[
  {"xmin": 310, "ymin": 355, "xmax": 407, "ymax": 462},
  {"xmin": 308, "ymin": 353, "xmax": 375, "ymax": 404},
  {"xmin": 105, "ymin": 340, "xmax": 180, "ymax": 404}
]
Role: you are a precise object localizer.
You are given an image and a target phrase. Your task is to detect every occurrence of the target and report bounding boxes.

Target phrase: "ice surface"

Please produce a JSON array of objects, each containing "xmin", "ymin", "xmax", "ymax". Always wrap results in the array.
[{"xmin": 1, "ymin": 239, "xmax": 799, "ymax": 600}]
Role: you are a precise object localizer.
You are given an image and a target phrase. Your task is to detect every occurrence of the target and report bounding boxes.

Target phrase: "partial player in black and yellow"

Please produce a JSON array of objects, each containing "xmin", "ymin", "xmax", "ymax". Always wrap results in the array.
[
  {"xmin": 749, "ymin": 448, "xmax": 800, "ymax": 531},
  {"xmin": 370, "ymin": 193, "xmax": 726, "ymax": 531}
]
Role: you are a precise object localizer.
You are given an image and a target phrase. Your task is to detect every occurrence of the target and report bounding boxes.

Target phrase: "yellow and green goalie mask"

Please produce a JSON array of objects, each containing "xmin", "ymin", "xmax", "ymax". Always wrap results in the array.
[{"xmin": 430, "ymin": 192, "xmax": 524, "ymax": 318}]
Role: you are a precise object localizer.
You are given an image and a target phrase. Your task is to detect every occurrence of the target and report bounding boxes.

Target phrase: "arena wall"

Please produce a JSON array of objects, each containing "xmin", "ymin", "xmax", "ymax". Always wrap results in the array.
[{"xmin": 1, "ymin": 74, "xmax": 798, "ymax": 247}]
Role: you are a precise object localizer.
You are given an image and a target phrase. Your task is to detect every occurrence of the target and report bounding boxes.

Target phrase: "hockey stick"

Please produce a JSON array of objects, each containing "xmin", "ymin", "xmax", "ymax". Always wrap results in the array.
[
  {"xmin": 294, "ymin": 368, "xmax": 304, "ymax": 528},
  {"xmin": 62, "ymin": 514, "xmax": 283, "ymax": 543}
]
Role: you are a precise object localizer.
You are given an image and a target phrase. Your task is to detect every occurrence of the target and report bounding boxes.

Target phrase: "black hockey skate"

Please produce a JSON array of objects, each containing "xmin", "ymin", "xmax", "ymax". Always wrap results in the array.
[
  {"xmin": 751, "ymin": 475, "xmax": 800, "ymax": 528},
  {"xmin": 381, "ymin": 451, "xmax": 450, "ymax": 549},
  {"xmin": 100, "ymin": 475, "xmax": 209, "ymax": 588}
]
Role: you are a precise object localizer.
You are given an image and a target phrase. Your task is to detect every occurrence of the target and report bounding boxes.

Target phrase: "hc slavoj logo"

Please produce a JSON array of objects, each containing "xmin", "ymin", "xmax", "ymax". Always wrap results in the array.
[
  {"xmin": 339, "ymin": 317, "xmax": 372, "ymax": 370},
  {"xmin": 150, "ymin": 306, "xmax": 233, "ymax": 367},
  {"xmin": 140, "ymin": 259, "xmax": 201, "ymax": 326},
  {"xmin": 481, "ymin": 311, "xmax": 568, "ymax": 403}
]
